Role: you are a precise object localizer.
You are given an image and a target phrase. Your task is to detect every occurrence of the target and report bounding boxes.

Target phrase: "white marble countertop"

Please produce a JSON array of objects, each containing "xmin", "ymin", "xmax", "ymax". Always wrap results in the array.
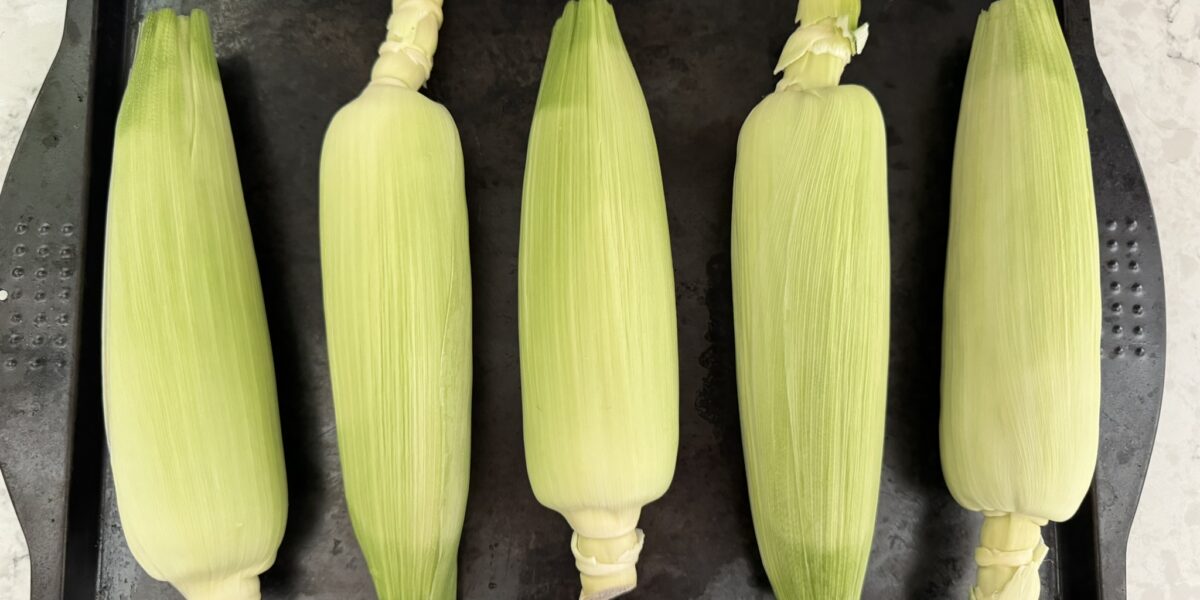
[
  {"xmin": 0, "ymin": 1, "xmax": 1196, "ymax": 598},
  {"xmin": 1099, "ymin": 1, "xmax": 1200, "ymax": 598}
]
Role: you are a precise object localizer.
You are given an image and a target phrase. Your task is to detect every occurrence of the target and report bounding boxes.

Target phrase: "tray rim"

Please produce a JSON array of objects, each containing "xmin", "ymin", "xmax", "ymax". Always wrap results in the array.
[{"xmin": 0, "ymin": 0, "xmax": 1166, "ymax": 598}]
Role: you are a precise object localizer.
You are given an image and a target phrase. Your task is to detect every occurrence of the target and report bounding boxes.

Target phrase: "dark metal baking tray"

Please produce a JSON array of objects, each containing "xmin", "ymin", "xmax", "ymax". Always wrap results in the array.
[{"xmin": 0, "ymin": 0, "xmax": 1165, "ymax": 597}]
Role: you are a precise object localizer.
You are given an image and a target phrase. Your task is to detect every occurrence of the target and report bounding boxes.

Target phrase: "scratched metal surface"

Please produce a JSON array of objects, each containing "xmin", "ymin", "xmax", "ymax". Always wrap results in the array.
[{"xmin": 0, "ymin": 0, "xmax": 1162, "ymax": 598}]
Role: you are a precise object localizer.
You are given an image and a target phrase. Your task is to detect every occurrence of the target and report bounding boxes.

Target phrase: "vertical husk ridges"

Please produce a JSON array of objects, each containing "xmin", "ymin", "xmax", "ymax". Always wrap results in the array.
[
  {"xmin": 320, "ymin": 2, "xmax": 471, "ymax": 599},
  {"xmin": 103, "ymin": 9, "xmax": 287, "ymax": 599},
  {"xmin": 732, "ymin": 1, "xmax": 890, "ymax": 598},
  {"xmin": 519, "ymin": 1, "xmax": 679, "ymax": 598},
  {"xmin": 941, "ymin": 0, "xmax": 1101, "ymax": 598},
  {"xmin": 733, "ymin": 91, "xmax": 890, "ymax": 600}
]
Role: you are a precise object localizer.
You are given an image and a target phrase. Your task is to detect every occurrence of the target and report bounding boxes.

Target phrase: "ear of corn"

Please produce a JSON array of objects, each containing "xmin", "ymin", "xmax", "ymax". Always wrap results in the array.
[
  {"xmin": 732, "ymin": 1, "xmax": 889, "ymax": 598},
  {"xmin": 320, "ymin": 1, "xmax": 472, "ymax": 598},
  {"xmin": 102, "ymin": 10, "xmax": 287, "ymax": 600},
  {"xmin": 518, "ymin": 1, "xmax": 678, "ymax": 598},
  {"xmin": 940, "ymin": 0, "xmax": 1100, "ymax": 598}
]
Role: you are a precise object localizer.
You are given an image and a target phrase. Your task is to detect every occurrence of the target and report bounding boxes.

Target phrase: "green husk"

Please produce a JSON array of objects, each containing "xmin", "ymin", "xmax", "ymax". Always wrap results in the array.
[
  {"xmin": 518, "ymin": 1, "xmax": 678, "ymax": 598},
  {"xmin": 320, "ymin": 1, "xmax": 471, "ymax": 598},
  {"xmin": 732, "ymin": 0, "xmax": 889, "ymax": 598},
  {"xmin": 102, "ymin": 10, "xmax": 286, "ymax": 600},
  {"xmin": 940, "ymin": 0, "xmax": 1101, "ymax": 598}
]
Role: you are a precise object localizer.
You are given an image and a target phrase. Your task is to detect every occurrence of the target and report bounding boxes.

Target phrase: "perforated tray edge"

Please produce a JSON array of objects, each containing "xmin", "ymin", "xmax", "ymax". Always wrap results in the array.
[
  {"xmin": 0, "ymin": 0, "xmax": 99, "ymax": 598},
  {"xmin": 1064, "ymin": 2, "xmax": 1167, "ymax": 598}
]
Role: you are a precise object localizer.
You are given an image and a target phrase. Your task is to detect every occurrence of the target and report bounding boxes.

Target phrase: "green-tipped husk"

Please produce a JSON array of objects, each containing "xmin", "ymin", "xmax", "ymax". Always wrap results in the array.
[
  {"xmin": 103, "ymin": 10, "xmax": 287, "ymax": 599},
  {"xmin": 941, "ymin": 0, "xmax": 1101, "ymax": 598},
  {"xmin": 519, "ymin": 1, "xmax": 679, "ymax": 598}
]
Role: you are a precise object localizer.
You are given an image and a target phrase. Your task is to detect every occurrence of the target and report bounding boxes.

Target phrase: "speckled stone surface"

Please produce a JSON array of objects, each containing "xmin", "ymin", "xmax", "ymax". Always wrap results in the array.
[
  {"xmin": 1093, "ymin": 1, "xmax": 1200, "ymax": 599},
  {"xmin": 0, "ymin": 1, "xmax": 1195, "ymax": 599}
]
